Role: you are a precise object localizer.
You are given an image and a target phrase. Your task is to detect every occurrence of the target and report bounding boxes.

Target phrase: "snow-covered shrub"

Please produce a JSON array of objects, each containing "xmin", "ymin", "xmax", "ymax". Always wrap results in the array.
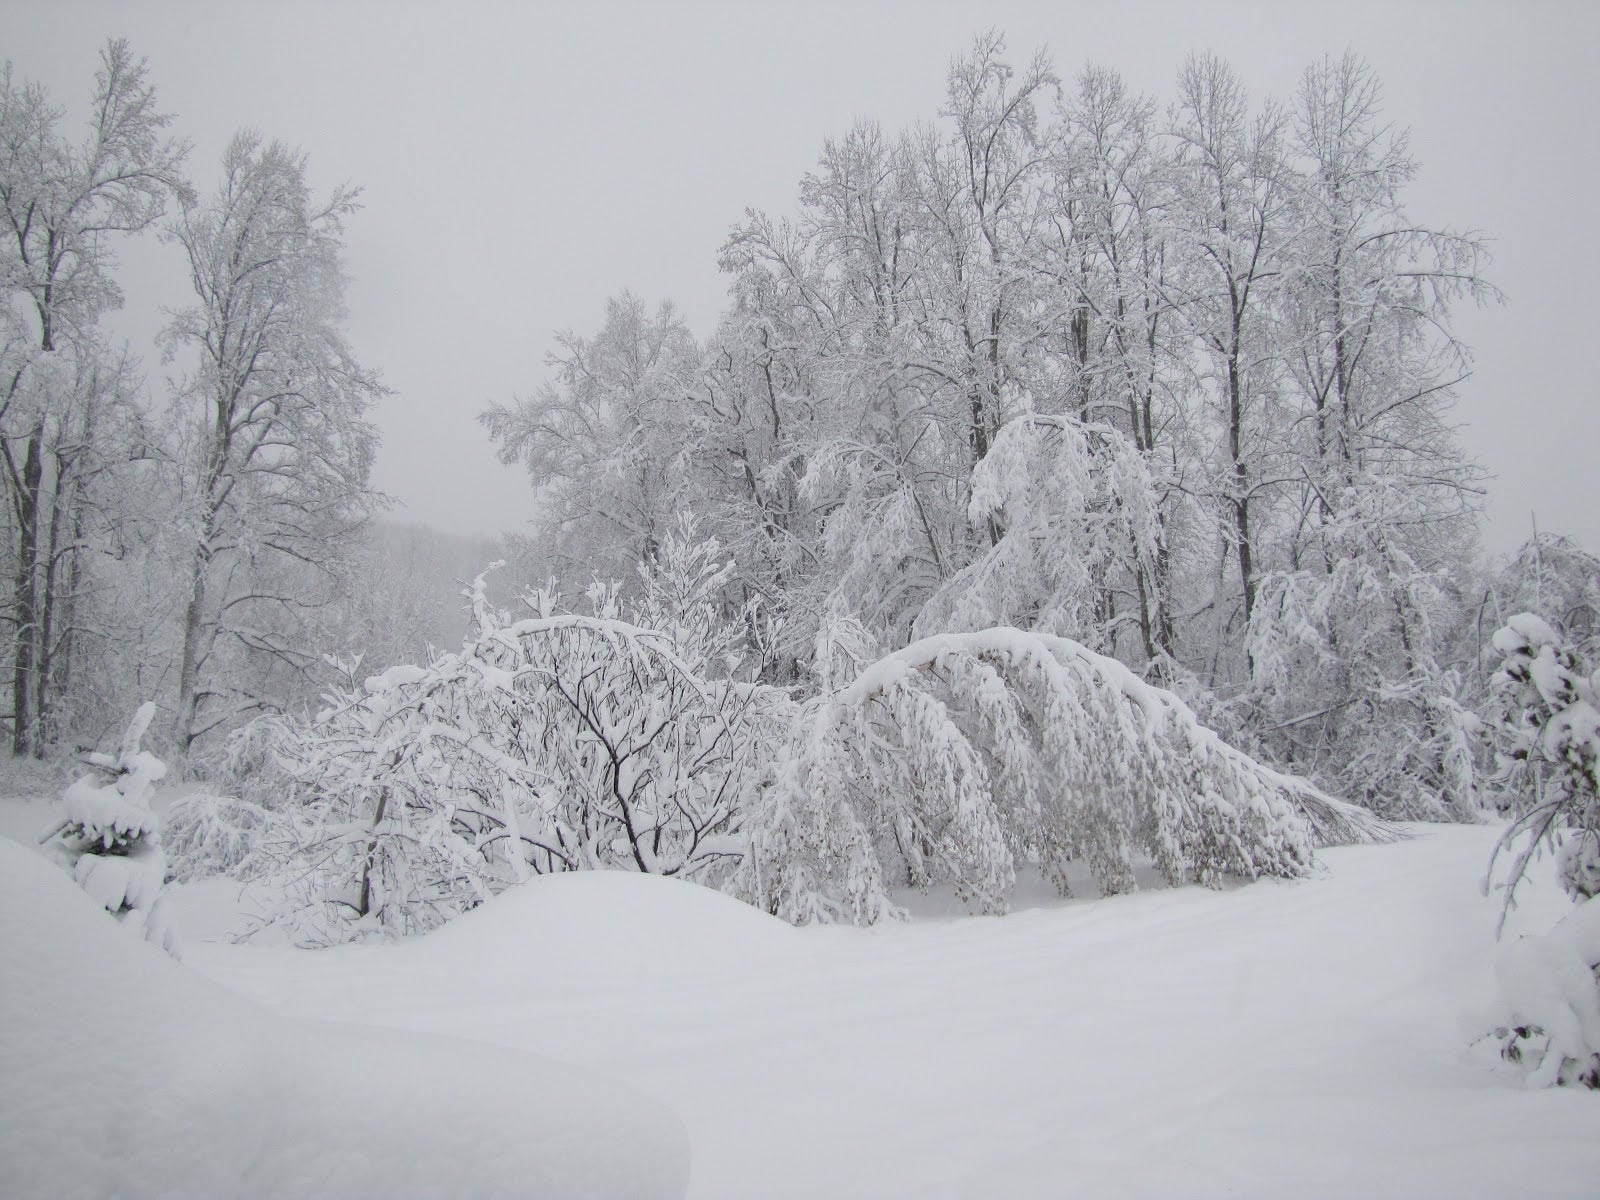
[
  {"xmin": 1477, "ymin": 613, "xmax": 1600, "ymax": 1088},
  {"xmin": 269, "ymin": 530, "xmax": 786, "ymax": 942},
  {"xmin": 734, "ymin": 627, "xmax": 1391, "ymax": 924},
  {"xmin": 1485, "ymin": 895, "xmax": 1600, "ymax": 1089},
  {"xmin": 1485, "ymin": 613, "xmax": 1600, "ymax": 910},
  {"xmin": 163, "ymin": 790, "xmax": 288, "ymax": 883},
  {"xmin": 44, "ymin": 702, "xmax": 180, "ymax": 957}
]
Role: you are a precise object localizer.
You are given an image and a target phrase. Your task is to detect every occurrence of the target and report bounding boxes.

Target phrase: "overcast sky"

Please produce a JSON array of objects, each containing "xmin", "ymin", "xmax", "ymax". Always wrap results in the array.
[{"xmin": 6, "ymin": 0, "xmax": 1596, "ymax": 557}]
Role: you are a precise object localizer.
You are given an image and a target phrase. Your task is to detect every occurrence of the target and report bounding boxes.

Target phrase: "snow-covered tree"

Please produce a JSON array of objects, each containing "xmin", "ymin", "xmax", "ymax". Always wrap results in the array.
[
  {"xmin": 735, "ymin": 626, "xmax": 1389, "ymax": 924},
  {"xmin": 165, "ymin": 130, "xmax": 385, "ymax": 757},
  {"xmin": 1047, "ymin": 65, "xmax": 1196, "ymax": 667},
  {"xmin": 481, "ymin": 292, "xmax": 702, "ymax": 589},
  {"xmin": 1241, "ymin": 500, "xmax": 1482, "ymax": 821},
  {"xmin": 1168, "ymin": 53, "xmax": 1295, "ymax": 632},
  {"xmin": 1229, "ymin": 53, "xmax": 1492, "ymax": 819},
  {"xmin": 1483, "ymin": 534, "xmax": 1600, "ymax": 664},
  {"xmin": 0, "ymin": 40, "xmax": 188, "ymax": 753},
  {"xmin": 916, "ymin": 413, "xmax": 1165, "ymax": 662},
  {"xmin": 43, "ymin": 701, "xmax": 179, "ymax": 956}
]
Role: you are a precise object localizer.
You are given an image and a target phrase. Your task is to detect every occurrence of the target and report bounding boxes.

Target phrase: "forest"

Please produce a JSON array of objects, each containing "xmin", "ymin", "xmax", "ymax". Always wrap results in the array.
[{"xmin": 2, "ymin": 27, "xmax": 1598, "ymax": 1198}]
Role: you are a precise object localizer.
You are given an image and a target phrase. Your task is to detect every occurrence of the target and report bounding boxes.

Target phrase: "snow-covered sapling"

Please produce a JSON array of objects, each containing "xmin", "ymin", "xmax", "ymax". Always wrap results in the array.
[
  {"xmin": 267, "ymin": 528, "xmax": 782, "ymax": 943},
  {"xmin": 44, "ymin": 702, "xmax": 180, "ymax": 958}
]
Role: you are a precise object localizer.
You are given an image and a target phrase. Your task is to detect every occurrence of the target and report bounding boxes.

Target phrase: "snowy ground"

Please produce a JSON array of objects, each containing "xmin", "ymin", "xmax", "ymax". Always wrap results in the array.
[{"xmin": 4, "ymin": 767, "xmax": 1598, "ymax": 1198}]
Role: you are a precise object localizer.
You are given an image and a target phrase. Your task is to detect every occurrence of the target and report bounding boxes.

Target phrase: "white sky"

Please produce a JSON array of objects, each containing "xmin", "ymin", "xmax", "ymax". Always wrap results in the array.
[{"xmin": 6, "ymin": 0, "xmax": 1596, "ymax": 557}]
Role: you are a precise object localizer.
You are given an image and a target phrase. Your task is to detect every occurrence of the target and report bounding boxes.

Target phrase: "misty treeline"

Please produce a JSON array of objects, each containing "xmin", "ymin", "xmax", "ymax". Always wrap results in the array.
[{"xmin": 6, "ymin": 37, "xmax": 1596, "ymax": 936}]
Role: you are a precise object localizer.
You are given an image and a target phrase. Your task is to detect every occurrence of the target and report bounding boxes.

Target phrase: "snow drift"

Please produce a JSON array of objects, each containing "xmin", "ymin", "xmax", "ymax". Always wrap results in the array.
[
  {"xmin": 0, "ymin": 837, "xmax": 690, "ymax": 1200},
  {"xmin": 410, "ymin": 868, "xmax": 801, "ymax": 988}
]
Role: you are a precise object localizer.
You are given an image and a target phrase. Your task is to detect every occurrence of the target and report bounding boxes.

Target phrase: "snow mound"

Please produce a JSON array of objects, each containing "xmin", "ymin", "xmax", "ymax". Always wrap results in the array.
[
  {"xmin": 1491, "ymin": 894, "xmax": 1600, "ymax": 1086},
  {"xmin": 411, "ymin": 868, "xmax": 801, "ymax": 985},
  {"xmin": 0, "ymin": 838, "xmax": 690, "ymax": 1200}
]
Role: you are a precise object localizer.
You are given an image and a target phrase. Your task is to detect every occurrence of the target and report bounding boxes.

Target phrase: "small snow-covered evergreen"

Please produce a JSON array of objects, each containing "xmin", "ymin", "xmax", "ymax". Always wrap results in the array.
[{"xmin": 46, "ymin": 702, "xmax": 179, "ymax": 957}]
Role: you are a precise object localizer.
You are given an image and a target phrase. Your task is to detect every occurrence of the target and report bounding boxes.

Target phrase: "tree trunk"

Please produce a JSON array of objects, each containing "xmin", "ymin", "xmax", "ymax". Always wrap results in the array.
[
  {"xmin": 10, "ymin": 431, "xmax": 42, "ymax": 755},
  {"xmin": 175, "ymin": 548, "xmax": 210, "ymax": 759}
]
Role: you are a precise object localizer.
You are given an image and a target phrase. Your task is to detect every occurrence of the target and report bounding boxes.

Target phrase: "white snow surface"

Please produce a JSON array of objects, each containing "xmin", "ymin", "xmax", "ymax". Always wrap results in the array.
[
  {"xmin": 0, "ymin": 838, "xmax": 690, "ymax": 1200},
  {"xmin": 154, "ymin": 824, "xmax": 1600, "ymax": 1199}
]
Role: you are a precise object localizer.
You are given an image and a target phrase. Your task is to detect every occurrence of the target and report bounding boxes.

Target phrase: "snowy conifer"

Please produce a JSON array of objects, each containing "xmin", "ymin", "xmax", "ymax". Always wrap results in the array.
[{"xmin": 46, "ymin": 702, "xmax": 179, "ymax": 957}]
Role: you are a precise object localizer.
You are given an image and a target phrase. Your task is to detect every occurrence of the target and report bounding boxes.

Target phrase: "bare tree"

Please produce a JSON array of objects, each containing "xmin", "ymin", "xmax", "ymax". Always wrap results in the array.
[
  {"xmin": 0, "ymin": 40, "xmax": 187, "ymax": 753},
  {"xmin": 1169, "ymin": 54, "xmax": 1294, "ymax": 630},
  {"xmin": 481, "ymin": 291, "xmax": 701, "ymax": 586},
  {"xmin": 165, "ymin": 131, "xmax": 383, "ymax": 756}
]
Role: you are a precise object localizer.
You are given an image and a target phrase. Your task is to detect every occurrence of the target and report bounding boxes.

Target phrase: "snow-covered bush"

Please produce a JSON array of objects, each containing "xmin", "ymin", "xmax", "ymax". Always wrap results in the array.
[
  {"xmin": 1486, "ymin": 613, "xmax": 1600, "ymax": 910},
  {"xmin": 268, "ymin": 529, "xmax": 785, "ymax": 942},
  {"xmin": 163, "ymin": 790, "xmax": 288, "ymax": 883},
  {"xmin": 734, "ymin": 627, "xmax": 1391, "ymax": 924},
  {"xmin": 44, "ymin": 702, "xmax": 180, "ymax": 957},
  {"xmin": 1485, "ymin": 895, "xmax": 1600, "ymax": 1090},
  {"xmin": 1478, "ymin": 613, "xmax": 1600, "ymax": 1088}
]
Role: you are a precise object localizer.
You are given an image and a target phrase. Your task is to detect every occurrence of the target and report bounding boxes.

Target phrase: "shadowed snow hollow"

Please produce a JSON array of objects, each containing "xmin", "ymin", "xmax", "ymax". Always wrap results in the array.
[{"xmin": 0, "ymin": 838, "xmax": 690, "ymax": 1200}]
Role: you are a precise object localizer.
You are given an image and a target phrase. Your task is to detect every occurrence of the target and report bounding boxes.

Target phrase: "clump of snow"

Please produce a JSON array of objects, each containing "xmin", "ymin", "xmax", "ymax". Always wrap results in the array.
[
  {"xmin": 1488, "ymin": 895, "xmax": 1600, "ymax": 1088},
  {"xmin": 0, "ymin": 837, "xmax": 690, "ymax": 1200}
]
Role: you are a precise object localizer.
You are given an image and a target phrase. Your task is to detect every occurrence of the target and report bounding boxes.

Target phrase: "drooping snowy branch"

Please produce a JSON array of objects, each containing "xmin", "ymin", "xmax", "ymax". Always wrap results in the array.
[{"xmin": 736, "ymin": 627, "xmax": 1391, "ymax": 924}]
